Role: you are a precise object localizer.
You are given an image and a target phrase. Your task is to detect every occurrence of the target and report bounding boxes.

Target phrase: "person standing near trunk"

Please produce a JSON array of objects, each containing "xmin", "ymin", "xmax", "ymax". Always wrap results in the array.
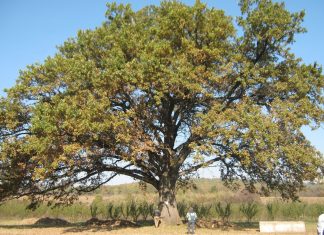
[
  {"xmin": 153, "ymin": 208, "xmax": 161, "ymax": 228},
  {"xmin": 186, "ymin": 207, "xmax": 197, "ymax": 234}
]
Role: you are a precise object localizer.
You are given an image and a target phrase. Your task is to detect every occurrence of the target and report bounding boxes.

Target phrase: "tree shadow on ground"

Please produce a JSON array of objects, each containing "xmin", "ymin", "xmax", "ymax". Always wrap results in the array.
[
  {"xmin": 232, "ymin": 222, "xmax": 259, "ymax": 231},
  {"xmin": 62, "ymin": 218, "xmax": 153, "ymax": 233},
  {"xmin": 0, "ymin": 218, "xmax": 155, "ymax": 234},
  {"xmin": 0, "ymin": 223, "xmax": 73, "ymax": 229},
  {"xmin": 196, "ymin": 219, "xmax": 259, "ymax": 232},
  {"xmin": 0, "ymin": 217, "xmax": 73, "ymax": 229}
]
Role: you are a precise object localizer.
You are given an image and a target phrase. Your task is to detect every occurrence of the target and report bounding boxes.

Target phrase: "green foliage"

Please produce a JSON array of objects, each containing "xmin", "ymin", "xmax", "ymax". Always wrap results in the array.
[
  {"xmin": 281, "ymin": 202, "xmax": 306, "ymax": 220},
  {"xmin": 0, "ymin": 200, "xmax": 29, "ymax": 219},
  {"xmin": 50, "ymin": 206, "xmax": 61, "ymax": 218},
  {"xmin": 112, "ymin": 204, "xmax": 122, "ymax": 220},
  {"xmin": 266, "ymin": 202, "xmax": 279, "ymax": 220},
  {"xmin": 1, "ymin": 193, "xmax": 324, "ymax": 223},
  {"xmin": 139, "ymin": 201, "xmax": 152, "ymax": 221},
  {"xmin": 177, "ymin": 201, "xmax": 188, "ymax": 219},
  {"xmin": 129, "ymin": 200, "xmax": 141, "ymax": 222},
  {"xmin": 90, "ymin": 203, "xmax": 98, "ymax": 219},
  {"xmin": 148, "ymin": 204, "xmax": 155, "ymax": 219},
  {"xmin": 214, "ymin": 202, "xmax": 232, "ymax": 224},
  {"xmin": 106, "ymin": 202, "xmax": 114, "ymax": 219},
  {"xmin": 304, "ymin": 203, "xmax": 324, "ymax": 220},
  {"xmin": 104, "ymin": 202, "xmax": 122, "ymax": 220},
  {"xmin": 121, "ymin": 201, "xmax": 132, "ymax": 220},
  {"xmin": 194, "ymin": 204, "xmax": 212, "ymax": 219},
  {"xmin": 240, "ymin": 202, "xmax": 258, "ymax": 223},
  {"xmin": 90, "ymin": 195, "xmax": 103, "ymax": 218},
  {"xmin": 62, "ymin": 203, "xmax": 90, "ymax": 221}
]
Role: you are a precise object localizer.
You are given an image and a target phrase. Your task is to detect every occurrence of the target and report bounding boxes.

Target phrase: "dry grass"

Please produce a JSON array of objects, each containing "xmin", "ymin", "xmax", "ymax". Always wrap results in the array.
[
  {"xmin": 260, "ymin": 196, "xmax": 324, "ymax": 204},
  {"xmin": 0, "ymin": 219, "xmax": 317, "ymax": 235}
]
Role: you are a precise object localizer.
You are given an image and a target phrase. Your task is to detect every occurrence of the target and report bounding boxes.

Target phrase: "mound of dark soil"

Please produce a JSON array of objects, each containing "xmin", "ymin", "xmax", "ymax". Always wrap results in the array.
[
  {"xmin": 34, "ymin": 217, "xmax": 71, "ymax": 226},
  {"xmin": 112, "ymin": 219, "xmax": 139, "ymax": 228},
  {"xmin": 196, "ymin": 219, "xmax": 233, "ymax": 229},
  {"xmin": 84, "ymin": 218, "xmax": 139, "ymax": 228},
  {"xmin": 84, "ymin": 218, "xmax": 105, "ymax": 226}
]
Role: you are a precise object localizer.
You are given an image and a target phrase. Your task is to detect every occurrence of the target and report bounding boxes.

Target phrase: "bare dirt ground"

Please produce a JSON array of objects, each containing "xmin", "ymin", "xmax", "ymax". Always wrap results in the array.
[{"xmin": 0, "ymin": 219, "xmax": 317, "ymax": 235}]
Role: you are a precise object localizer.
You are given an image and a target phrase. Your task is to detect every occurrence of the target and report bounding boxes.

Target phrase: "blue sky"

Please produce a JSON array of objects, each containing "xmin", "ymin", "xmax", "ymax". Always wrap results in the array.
[{"xmin": 0, "ymin": 0, "xmax": 323, "ymax": 184}]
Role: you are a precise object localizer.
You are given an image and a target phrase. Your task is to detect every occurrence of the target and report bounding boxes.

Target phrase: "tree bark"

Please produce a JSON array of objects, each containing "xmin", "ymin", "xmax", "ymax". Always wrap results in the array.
[{"xmin": 158, "ymin": 174, "xmax": 181, "ymax": 226}]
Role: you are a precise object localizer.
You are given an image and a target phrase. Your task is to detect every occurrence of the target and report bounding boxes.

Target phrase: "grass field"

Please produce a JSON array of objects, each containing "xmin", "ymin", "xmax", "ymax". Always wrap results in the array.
[
  {"xmin": 0, "ymin": 179, "xmax": 322, "ymax": 234},
  {"xmin": 0, "ymin": 219, "xmax": 318, "ymax": 235}
]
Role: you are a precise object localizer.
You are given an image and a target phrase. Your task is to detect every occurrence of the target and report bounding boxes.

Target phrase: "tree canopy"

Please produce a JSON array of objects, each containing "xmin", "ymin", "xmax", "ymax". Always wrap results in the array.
[{"xmin": 0, "ymin": 0, "xmax": 323, "ymax": 224}]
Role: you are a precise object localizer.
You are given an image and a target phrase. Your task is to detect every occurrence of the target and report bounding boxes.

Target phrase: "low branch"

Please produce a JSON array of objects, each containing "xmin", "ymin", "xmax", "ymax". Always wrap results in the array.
[
  {"xmin": 103, "ymin": 164, "xmax": 159, "ymax": 188},
  {"xmin": 179, "ymin": 156, "xmax": 222, "ymax": 176}
]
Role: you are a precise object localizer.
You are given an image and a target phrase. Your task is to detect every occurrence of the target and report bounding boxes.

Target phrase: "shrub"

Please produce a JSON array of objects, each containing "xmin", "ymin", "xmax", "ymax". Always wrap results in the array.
[
  {"xmin": 148, "ymin": 203, "xmax": 155, "ymax": 219},
  {"xmin": 129, "ymin": 200, "xmax": 141, "ymax": 222},
  {"xmin": 139, "ymin": 201, "xmax": 151, "ymax": 221},
  {"xmin": 121, "ymin": 201, "xmax": 132, "ymax": 220},
  {"xmin": 90, "ymin": 195, "xmax": 104, "ymax": 218},
  {"xmin": 214, "ymin": 202, "xmax": 232, "ymax": 224},
  {"xmin": 106, "ymin": 202, "xmax": 114, "ymax": 219},
  {"xmin": 266, "ymin": 202, "xmax": 279, "ymax": 221},
  {"xmin": 196, "ymin": 204, "xmax": 212, "ymax": 219},
  {"xmin": 281, "ymin": 202, "xmax": 306, "ymax": 220},
  {"xmin": 240, "ymin": 202, "xmax": 258, "ymax": 223},
  {"xmin": 90, "ymin": 203, "xmax": 98, "ymax": 218},
  {"xmin": 62, "ymin": 203, "xmax": 89, "ymax": 222},
  {"xmin": 112, "ymin": 204, "xmax": 122, "ymax": 220},
  {"xmin": 177, "ymin": 201, "xmax": 188, "ymax": 219},
  {"xmin": 305, "ymin": 203, "xmax": 324, "ymax": 220}
]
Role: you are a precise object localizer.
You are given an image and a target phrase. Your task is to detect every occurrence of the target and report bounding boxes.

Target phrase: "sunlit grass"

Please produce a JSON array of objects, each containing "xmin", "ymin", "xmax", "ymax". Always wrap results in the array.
[{"xmin": 0, "ymin": 219, "xmax": 318, "ymax": 235}]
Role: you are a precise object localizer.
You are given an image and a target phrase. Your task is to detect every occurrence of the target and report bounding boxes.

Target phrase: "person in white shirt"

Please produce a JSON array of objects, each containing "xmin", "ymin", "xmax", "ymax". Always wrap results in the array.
[
  {"xmin": 186, "ymin": 207, "xmax": 197, "ymax": 234},
  {"xmin": 318, "ymin": 213, "xmax": 324, "ymax": 235}
]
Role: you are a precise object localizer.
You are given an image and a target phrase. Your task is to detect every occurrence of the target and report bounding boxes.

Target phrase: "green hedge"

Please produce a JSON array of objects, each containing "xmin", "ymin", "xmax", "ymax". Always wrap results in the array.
[{"xmin": 0, "ymin": 198, "xmax": 322, "ymax": 223}]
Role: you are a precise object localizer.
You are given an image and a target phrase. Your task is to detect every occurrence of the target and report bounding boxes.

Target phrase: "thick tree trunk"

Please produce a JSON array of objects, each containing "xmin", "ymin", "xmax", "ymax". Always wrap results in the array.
[{"xmin": 158, "ymin": 175, "xmax": 181, "ymax": 226}]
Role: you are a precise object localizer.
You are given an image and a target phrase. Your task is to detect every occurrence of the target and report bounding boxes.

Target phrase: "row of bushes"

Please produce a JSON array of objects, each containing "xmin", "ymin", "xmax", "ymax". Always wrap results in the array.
[
  {"xmin": 89, "ymin": 199, "xmax": 259, "ymax": 223},
  {"xmin": 0, "ymin": 197, "xmax": 323, "ymax": 222},
  {"xmin": 90, "ymin": 197, "xmax": 155, "ymax": 222},
  {"xmin": 179, "ymin": 201, "xmax": 324, "ymax": 222},
  {"xmin": 178, "ymin": 201, "xmax": 259, "ymax": 223}
]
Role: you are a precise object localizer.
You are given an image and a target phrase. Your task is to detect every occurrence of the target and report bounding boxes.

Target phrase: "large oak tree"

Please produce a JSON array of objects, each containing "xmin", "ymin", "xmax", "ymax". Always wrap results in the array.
[{"xmin": 0, "ymin": 0, "xmax": 323, "ymax": 224}]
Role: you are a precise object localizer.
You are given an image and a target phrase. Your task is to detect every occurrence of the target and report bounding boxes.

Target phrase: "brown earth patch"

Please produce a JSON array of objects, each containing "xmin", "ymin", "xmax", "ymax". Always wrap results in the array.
[
  {"xmin": 196, "ymin": 219, "xmax": 234, "ymax": 229},
  {"xmin": 84, "ymin": 218, "xmax": 139, "ymax": 229},
  {"xmin": 34, "ymin": 217, "xmax": 70, "ymax": 226}
]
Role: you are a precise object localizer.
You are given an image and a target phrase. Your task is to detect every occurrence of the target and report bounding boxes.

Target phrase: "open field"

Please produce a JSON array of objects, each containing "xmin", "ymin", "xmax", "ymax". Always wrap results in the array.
[
  {"xmin": 260, "ymin": 196, "xmax": 324, "ymax": 204},
  {"xmin": 0, "ymin": 219, "xmax": 318, "ymax": 235},
  {"xmin": 0, "ymin": 179, "xmax": 322, "ymax": 234}
]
